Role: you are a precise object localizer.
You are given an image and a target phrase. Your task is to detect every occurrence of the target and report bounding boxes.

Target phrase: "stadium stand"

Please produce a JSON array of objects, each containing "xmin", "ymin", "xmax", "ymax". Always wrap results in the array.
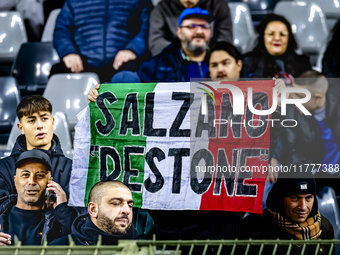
[
  {"xmin": 43, "ymin": 73, "xmax": 99, "ymax": 137},
  {"xmin": 0, "ymin": 11, "xmax": 27, "ymax": 76},
  {"xmin": 0, "ymin": 77, "xmax": 20, "ymax": 144},
  {"xmin": 228, "ymin": 2, "xmax": 255, "ymax": 54},
  {"xmin": 274, "ymin": 1, "xmax": 328, "ymax": 65},
  {"xmin": 228, "ymin": 0, "xmax": 280, "ymax": 24},
  {"xmin": 41, "ymin": 9, "xmax": 61, "ymax": 42},
  {"xmin": 11, "ymin": 42, "xmax": 60, "ymax": 95}
]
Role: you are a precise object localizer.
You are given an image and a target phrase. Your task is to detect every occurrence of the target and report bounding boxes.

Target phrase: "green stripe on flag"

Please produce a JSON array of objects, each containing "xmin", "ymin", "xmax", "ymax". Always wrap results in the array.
[{"xmin": 86, "ymin": 83, "xmax": 158, "ymax": 206}]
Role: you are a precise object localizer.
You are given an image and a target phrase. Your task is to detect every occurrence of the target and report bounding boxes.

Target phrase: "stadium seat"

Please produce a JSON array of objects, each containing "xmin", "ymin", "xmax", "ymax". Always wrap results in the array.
[
  {"xmin": 43, "ymin": 73, "xmax": 99, "ymax": 134},
  {"xmin": 228, "ymin": 0, "xmax": 280, "ymax": 22},
  {"xmin": 0, "ymin": 77, "xmax": 20, "ymax": 144},
  {"xmin": 7, "ymin": 112, "xmax": 73, "ymax": 159},
  {"xmin": 0, "ymin": 11, "xmax": 27, "ymax": 76},
  {"xmin": 317, "ymin": 186, "xmax": 340, "ymax": 239},
  {"xmin": 274, "ymin": 1, "xmax": 328, "ymax": 56},
  {"xmin": 228, "ymin": 2, "xmax": 255, "ymax": 54},
  {"xmin": 0, "ymin": 11, "xmax": 27, "ymax": 63},
  {"xmin": 41, "ymin": 9, "xmax": 61, "ymax": 42},
  {"xmin": 11, "ymin": 42, "xmax": 60, "ymax": 95}
]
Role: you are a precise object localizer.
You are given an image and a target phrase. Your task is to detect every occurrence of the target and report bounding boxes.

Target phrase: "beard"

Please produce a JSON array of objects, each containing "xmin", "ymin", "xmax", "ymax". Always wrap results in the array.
[
  {"xmin": 97, "ymin": 211, "xmax": 132, "ymax": 235},
  {"xmin": 182, "ymin": 36, "xmax": 208, "ymax": 56}
]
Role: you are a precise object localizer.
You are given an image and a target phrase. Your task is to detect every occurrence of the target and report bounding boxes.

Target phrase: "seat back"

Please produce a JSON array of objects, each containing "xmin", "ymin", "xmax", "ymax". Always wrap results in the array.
[
  {"xmin": 41, "ymin": 9, "xmax": 61, "ymax": 42},
  {"xmin": 317, "ymin": 186, "xmax": 340, "ymax": 239},
  {"xmin": 228, "ymin": 0, "xmax": 279, "ymax": 21},
  {"xmin": 43, "ymin": 73, "xmax": 99, "ymax": 132},
  {"xmin": 0, "ymin": 11, "xmax": 27, "ymax": 62},
  {"xmin": 7, "ymin": 112, "xmax": 73, "ymax": 159},
  {"xmin": 11, "ymin": 42, "xmax": 60, "ymax": 94},
  {"xmin": 0, "ymin": 77, "xmax": 20, "ymax": 143},
  {"xmin": 274, "ymin": 1, "xmax": 328, "ymax": 54},
  {"xmin": 305, "ymin": 0, "xmax": 340, "ymax": 19},
  {"xmin": 228, "ymin": 3, "xmax": 254, "ymax": 53}
]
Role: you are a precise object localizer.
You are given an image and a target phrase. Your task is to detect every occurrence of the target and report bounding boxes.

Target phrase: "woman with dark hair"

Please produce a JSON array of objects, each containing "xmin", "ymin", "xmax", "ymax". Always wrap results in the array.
[{"xmin": 242, "ymin": 14, "xmax": 311, "ymax": 81}]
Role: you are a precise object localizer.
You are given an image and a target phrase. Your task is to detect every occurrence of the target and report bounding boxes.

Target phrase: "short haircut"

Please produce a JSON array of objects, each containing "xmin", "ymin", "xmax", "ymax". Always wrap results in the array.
[
  {"xmin": 210, "ymin": 41, "xmax": 242, "ymax": 62},
  {"xmin": 295, "ymin": 70, "xmax": 328, "ymax": 93},
  {"xmin": 88, "ymin": 180, "xmax": 130, "ymax": 205},
  {"xmin": 16, "ymin": 95, "xmax": 52, "ymax": 121}
]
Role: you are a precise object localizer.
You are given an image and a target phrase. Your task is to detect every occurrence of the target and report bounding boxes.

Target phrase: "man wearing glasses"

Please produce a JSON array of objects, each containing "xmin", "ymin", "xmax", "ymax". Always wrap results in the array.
[{"xmin": 135, "ymin": 7, "xmax": 214, "ymax": 82}]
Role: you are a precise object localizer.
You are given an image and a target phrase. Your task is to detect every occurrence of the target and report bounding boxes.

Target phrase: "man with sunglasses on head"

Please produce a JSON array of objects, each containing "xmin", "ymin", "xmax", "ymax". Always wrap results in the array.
[{"xmin": 111, "ymin": 7, "xmax": 213, "ymax": 83}]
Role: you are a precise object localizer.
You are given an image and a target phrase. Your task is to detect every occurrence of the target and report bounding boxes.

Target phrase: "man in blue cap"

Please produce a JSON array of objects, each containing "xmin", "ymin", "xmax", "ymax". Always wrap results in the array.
[
  {"xmin": 111, "ymin": 7, "xmax": 214, "ymax": 83},
  {"xmin": 137, "ymin": 7, "xmax": 213, "ymax": 82}
]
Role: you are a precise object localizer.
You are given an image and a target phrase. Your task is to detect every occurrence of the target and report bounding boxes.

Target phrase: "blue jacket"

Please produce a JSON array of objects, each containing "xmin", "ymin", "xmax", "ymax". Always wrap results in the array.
[
  {"xmin": 54, "ymin": 0, "xmax": 152, "ymax": 68},
  {"xmin": 0, "ymin": 195, "xmax": 77, "ymax": 245},
  {"xmin": 137, "ymin": 43, "xmax": 209, "ymax": 82}
]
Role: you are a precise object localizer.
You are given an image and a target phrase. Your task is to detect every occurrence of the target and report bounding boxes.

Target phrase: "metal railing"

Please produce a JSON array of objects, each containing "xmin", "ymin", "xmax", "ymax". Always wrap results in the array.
[{"xmin": 1, "ymin": 236, "xmax": 340, "ymax": 255}]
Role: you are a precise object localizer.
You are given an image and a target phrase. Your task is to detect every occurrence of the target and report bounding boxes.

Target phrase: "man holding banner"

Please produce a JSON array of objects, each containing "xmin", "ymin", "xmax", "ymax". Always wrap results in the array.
[{"xmin": 73, "ymin": 76, "xmax": 286, "ymax": 248}]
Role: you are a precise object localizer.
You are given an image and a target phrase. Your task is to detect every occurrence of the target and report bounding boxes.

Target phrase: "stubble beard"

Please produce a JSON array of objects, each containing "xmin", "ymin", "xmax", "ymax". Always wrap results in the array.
[{"xmin": 97, "ymin": 211, "xmax": 131, "ymax": 235}]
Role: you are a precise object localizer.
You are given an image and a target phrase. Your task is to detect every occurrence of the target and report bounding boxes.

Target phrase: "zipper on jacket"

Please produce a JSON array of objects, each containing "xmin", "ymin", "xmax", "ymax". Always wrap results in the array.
[{"xmin": 198, "ymin": 62, "xmax": 204, "ymax": 78}]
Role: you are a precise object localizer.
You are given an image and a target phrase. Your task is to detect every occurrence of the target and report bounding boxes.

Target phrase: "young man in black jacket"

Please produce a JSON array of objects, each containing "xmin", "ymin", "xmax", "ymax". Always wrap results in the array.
[
  {"xmin": 0, "ymin": 95, "xmax": 72, "ymax": 199},
  {"xmin": 49, "ymin": 180, "xmax": 137, "ymax": 245},
  {"xmin": 0, "ymin": 150, "xmax": 76, "ymax": 245}
]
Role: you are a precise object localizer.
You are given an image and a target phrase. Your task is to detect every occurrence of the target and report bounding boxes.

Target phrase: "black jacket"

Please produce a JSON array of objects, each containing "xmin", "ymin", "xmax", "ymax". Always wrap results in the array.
[
  {"xmin": 49, "ymin": 214, "xmax": 137, "ymax": 245},
  {"xmin": 279, "ymin": 82, "xmax": 340, "ymax": 168},
  {"xmin": 0, "ymin": 134, "xmax": 72, "ymax": 198},
  {"xmin": 0, "ymin": 195, "xmax": 77, "ymax": 245},
  {"xmin": 242, "ymin": 48, "xmax": 311, "ymax": 79},
  {"xmin": 238, "ymin": 209, "xmax": 335, "ymax": 255}
]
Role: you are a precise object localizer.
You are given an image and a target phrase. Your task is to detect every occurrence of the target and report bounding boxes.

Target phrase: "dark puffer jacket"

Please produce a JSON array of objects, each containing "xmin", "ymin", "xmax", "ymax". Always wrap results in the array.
[
  {"xmin": 54, "ymin": 0, "xmax": 153, "ymax": 68},
  {"xmin": 49, "ymin": 214, "xmax": 137, "ymax": 245},
  {"xmin": 0, "ymin": 134, "xmax": 72, "ymax": 198}
]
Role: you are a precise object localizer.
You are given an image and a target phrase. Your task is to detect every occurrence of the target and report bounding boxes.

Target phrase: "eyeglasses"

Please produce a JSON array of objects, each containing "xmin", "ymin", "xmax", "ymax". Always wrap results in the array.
[{"xmin": 180, "ymin": 24, "xmax": 211, "ymax": 30}]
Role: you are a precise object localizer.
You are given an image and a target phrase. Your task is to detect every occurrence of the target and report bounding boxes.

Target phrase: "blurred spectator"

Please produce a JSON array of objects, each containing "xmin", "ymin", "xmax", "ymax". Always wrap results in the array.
[
  {"xmin": 208, "ymin": 41, "xmax": 242, "ymax": 80},
  {"xmin": 0, "ymin": 150, "xmax": 77, "ymax": 245},
  {"xmin": 0, "ymin": 0, "xmax": 44, "ymax": 41},
  {"xmin": 238, "ymin": 176, "xmax": 334, "ymax": 255},
  {"xmin": 242, "ymin": 14, "xmax": 311, "ymax": 83},
  {"xmin": 51, "ymin": 0, "xmax": 153, "ymax": 83},
  {"xmin": 49, "ymin": 181, "xmax": 138, "ymax": 245},
  {"xmin": 134, "ymin": 7, "xmax": 213, "ymax": 82},
  {"xmin": 323, "ymin": 18, "xmax": 340, "ymax": 78},
  {"xmin": 277, "ymin": 71, "xmax": 340, "ymax": 197},
  {"xmin": 149, "ymin": 0, "xmax": 233, "ymax": 56},
  {"xmin": 0, "ymin": 95, "xmax": 72, "ymax": 199}
]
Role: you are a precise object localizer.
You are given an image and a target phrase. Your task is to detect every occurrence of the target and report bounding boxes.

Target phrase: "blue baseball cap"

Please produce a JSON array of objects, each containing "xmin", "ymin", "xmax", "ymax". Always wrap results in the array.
[{"xmin": 178, "ymin": 7, "xmax": 214, "ymax": 27}]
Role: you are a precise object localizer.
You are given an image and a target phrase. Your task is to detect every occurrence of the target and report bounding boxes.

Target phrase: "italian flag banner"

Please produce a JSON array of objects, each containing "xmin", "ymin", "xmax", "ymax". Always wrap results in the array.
[{"xmin": 69, "ymin": 81, "xmax": 274, "ymax": 214}]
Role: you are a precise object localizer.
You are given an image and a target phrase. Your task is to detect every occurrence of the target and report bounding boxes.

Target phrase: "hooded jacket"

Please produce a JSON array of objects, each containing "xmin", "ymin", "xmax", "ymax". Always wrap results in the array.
[
  {"xmin": 149, "ymin": 0, "xmax": 233, "ymax": 56},
  {"xmin": 53, "ymin": 0, "xmax": 153, "ymax": 69},
  {"xmin": 238, "ymin": 178, "xmax": 335, "ymax": 255},
  {"xmin": 49, "ymin": 214, "xmax": 137, "ymax": 245},
  {"xmin": 0, "ymin": 134, "xmax": 72, "ymax": 199},
  {"xmin": 0, "ymin": 195, "xmax": 77, "ymax": 245}
]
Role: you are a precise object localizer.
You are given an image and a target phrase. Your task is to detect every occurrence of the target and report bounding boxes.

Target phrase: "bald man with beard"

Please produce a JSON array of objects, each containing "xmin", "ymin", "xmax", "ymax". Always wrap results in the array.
[{"xmin": 49, "ymin": 181, "xmax": 137, "ymax": 245}]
